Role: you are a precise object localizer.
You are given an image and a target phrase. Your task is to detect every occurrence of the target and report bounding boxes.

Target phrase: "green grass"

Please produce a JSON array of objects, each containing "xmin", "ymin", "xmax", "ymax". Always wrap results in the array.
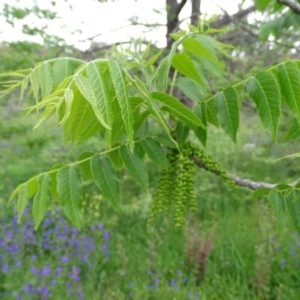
[{"xmin": 2, "ymin": 103, "xmax": 300, "ymax": 299}]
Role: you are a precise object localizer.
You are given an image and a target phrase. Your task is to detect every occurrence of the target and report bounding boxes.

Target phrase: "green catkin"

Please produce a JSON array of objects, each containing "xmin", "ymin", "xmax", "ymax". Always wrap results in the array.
[
  {"xmin": 149, "ymin": 141, "xmax": 234, "ymax": 226},
  {"xmin": 150, "ymin": 170, "xmax": 168, "ymax": 218},
  {"xmin": 174, "ymin": 155, "xmax": 185, "ymax": 227},
  {"xmin": 193, "ymin": 147, "xmax": 235, "ymax": 187},
  {"xmin": 149, "ymin": 143, "xmax": 198, "ymax": 227},
  {"xmin": 183, "ymin": 157, "xmax": 197, "ymax": 212},
  {"xmin": 83, "ymin": 194, "xmax": 102, "ymax": 224}
]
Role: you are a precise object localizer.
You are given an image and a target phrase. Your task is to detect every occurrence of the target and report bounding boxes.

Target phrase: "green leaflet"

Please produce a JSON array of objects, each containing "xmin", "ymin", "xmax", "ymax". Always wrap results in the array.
[
  {"xmin": 91, "ymin": 155, "xmax": 120, "ymax": 209},
  {"xmin": 182, "ymin": 37, "xmax": 221, "ymax": 66},
  {"xmin": 29, "ymin": 67, "xmax": 40, "ymax": 102},
  {"xmin": 59, "ymin": 87, "xmax": 74, "ymax": 124},
  {"xmin": 38, "ymin": 62, "xmax": 53, "ymax": 98},
  {"xmin": 120, "ymin": 145, "xmax": 148, "ymax": 188},
  {"xmin": 108, "ymin": 148, "xmax": 124, "ymax": 170},
  {"xmin": 9, "ymin": 176, "xmax": 39, "ymax": 222},
  {"xmin": 278, "ymin": 61, "xmax": 300, "ymax": 122},
  {"xmin": 175, "ymin": 121, "xmax": 190, "ymax": 144},
  {"xmin": 17, "ymin": 184, "xmax": 29, "ymax": 223},
  {"xmin": 134, "ymin": 111, "xmax": 150, "ymax": 137},
  {"xmin": 205, "ymin": 99, "xmax": 219, "ymax": 127},
  {"xmin": 285, "ymin": 189, "xmax": 300, "ymax": 234},
  {"xmin": 171, "ymin": 53, "xmax": 202, "ymax": 84},
  {"xmin": 109, "ymin": 60, "xmax": 134, "ymax": 147},
  {"xmin": 74, "ymin": 60, "xmax": 113, "ymax": 133},
  {"xmin": 56, "ymin": 166, "xmax": 83, "ymax": 228},
  {"xmin": 152, "ymin": 56, "xmax": 169, "ymax": 91},
  {"xmin": 215, "ymin": 87, "xmax": 239, "ymax": 142},
  {"xmin": 141, "ymin": 138, "xmax": 168, "ymax": 167},
  {"xmin": 78, "ymin": 152, "xmax": 94, "ymax": 180},
  {"xmin": 63, "ymin": 86, "xmax": 103, "ymax": 144},
  {"xmin": 146, "ymin": 49, "xmax": 163, "ymax": 66},
  {"xmin": 193, "ymin": 103, "xmax": 207, "ymax": 146},
  {"xmin": 87, "ymin": 61, "xmax": 113, "ymax": 130},
  {"xmin": 52, "ymin": 58, "xmax": 83, "ymax": 87},
  {"xmin": 155, "ymin": 133, "xmax": 177, "ymax": 148},
  {"xmin": 32, "ymin": 174, "xmax": 51, "ymax": 230},
  {"xmin": 268, "ymin": 189, "xmax": 286, "ymax": 229},
  {"xmin": 27, "ymin": 58, "xmax": 83, "ymax": 103},
  {"xmin": 284, "ymin": 118, "xmax": 300, "ymax": 142},
  {"xmin": 151, "ymin": 37, "xmax": 179, "ymax": 91},
  {"xmin": 151, "ymin": 92, "xmax": 205, "ymax": 129},
  {"xmin": 128, "ymin": 76, "xmax": 174, "ymax": 143},
  {"xmin": 175, "ymin": 77, "xmax": 205, "ymax": 103},
  {"xmin": 246, "ymin": 70, "xmax": 281, "ymax": 140},
  {"xmin": 255, "ymin": 0, "xmax": 272, "ymax": 10},
  {"xmin": 75, "ymin": 73, "xmax": 110, "ymax": 129}
]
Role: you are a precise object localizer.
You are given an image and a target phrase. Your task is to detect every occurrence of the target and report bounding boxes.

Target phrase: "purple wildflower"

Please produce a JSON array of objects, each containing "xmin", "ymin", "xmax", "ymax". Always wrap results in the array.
[
  {"xmin": 103, "ymin": 231, "xmax": 110, "ymax": 240},
  {"xmin": 1, "ymin": 263, "xmax": 10, "ymax": 273},
  {"xmin": 60, "ymin": 256, "xmax": 69, "ymax": 263},
  {"xmin": 69, "ymin": 265, "xmax": 81, "ymax": 282},
  {"xmin": 23, "ymin": 284, "xmax": 35, "ymax": 295},
  {"xmin": 40, "ymin": 265, "xmax": 51, "ymax": 276},
  {"xmin": 169, "ymin": 279, "xmax": 176, "ymax": 287}
]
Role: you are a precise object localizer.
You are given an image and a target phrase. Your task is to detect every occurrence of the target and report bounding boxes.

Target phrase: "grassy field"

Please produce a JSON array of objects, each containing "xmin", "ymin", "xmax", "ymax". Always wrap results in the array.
[{"xmin": 1, "ymin": 105, "xmax": 300, "ymax": 299}]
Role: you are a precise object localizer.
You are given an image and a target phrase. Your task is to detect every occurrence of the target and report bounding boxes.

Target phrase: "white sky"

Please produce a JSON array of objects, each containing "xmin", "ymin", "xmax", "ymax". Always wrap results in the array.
[{"xmin": 0, "ymin": 0, "xmax": 252, "ymax": 50}]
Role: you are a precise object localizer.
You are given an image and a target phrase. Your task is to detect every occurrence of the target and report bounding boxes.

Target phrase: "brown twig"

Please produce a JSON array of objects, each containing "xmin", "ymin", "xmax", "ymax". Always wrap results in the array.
[{"xmin": 277, "ymin": 0, "xmax": 300, "ymax": 14}]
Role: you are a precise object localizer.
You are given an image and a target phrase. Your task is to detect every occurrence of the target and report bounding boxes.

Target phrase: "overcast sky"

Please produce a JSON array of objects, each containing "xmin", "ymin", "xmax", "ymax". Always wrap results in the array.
[{"xmin": 0, "ymin": 0, "xmax": 252, "ymax": 49}]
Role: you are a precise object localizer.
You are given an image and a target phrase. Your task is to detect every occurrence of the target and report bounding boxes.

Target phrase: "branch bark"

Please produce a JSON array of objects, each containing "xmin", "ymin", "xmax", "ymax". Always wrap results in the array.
[
  {"xmin": 166, "ymin": 0, "xmax": 188, "ymax": 49},
  {"xmin": 228, "ymin": 174, "xmax": 276, "ymax": 190},
  {"xmin": 212, "ymin": 5, "xmax": 256, "ymax": 28},
  {"xmin": 191, "ymin": 0, "xmax": 201, "ymax": 26},
  {"xmin": 277, "ymin": 0, "xmax": 300, "ymax": 14},
  {"xmin": 192, "ymin": 154, "xmax": 297, "ymax": 190}
]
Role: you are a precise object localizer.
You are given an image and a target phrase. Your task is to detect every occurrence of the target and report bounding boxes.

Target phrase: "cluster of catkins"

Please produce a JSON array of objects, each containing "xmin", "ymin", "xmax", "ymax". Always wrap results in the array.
[{"xmin": 149, "ymin": 142, "xmax": 233, "ymax": 226}]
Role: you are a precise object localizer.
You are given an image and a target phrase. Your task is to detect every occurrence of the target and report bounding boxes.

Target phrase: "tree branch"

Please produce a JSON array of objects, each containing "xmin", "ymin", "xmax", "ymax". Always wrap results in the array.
[
  {"xmin": 228, "ymin": 174, "xmax": 276, "ymax": 190},
  {"xmin": 212, "ymin": 5, "xmax": 256, "ymax": 28},
  {"xmin": 191, "ymin": 0, "xmax": 201, "ymax": 25},
  {"xmin": 277, "ymin": 0, "xmax": 300, "ymax": 14},
  {"xmin": 166, "ymin": 0, "xmax": 188, "ymax": 48},
  {"xmin": 175, "ymin": 0, "xmax": 188, "ymax": 16},
  {"xmin": 192, "ymin": 154, "xmax": 298, "ymax": 190}
]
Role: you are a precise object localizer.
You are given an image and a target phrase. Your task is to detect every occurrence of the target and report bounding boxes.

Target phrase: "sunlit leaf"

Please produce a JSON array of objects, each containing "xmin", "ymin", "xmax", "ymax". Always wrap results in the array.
[
  {"xmin": 215, "ymin": 87, "xmax": 239, "ymax": 142},
  {"xmin": 32, "ymin": 174, "xmax": 51, "ymax": 230},
  {"xmin": 107, "ymin": 148, "xmax": 124, "ymax": 170},
  {"xmin": 120, "ymin": 145, "xmax": 148, "ymax": 188},
  {"xmin": 171, "ymin": 53, "xmax": 202, "ymax": 84},
  {"xmin": 182, "ymin": 37, "xmax": 221, "ymax": 66},
  {"xmin": 141, "ymin": 138, "xmax": 168, "ymax": 167},
  {"xmin": 193, "ymin": 103, "xmax": 207, "ymax": 146},
  {"xmin": 75, "ymin": 73, "xmax": 110, "ymax": 129},
  {"xmin": 205, "ymin": 99, "xmax": 219, "ymax": 127},
  {"xmin": 78, "ymin": 152, "xmax": 94, "ymax": 180},
  {"xmin": 90, "ymin": 155, "xmax": 120, "ymax": 209},
  {"xmin": 175, "ymin": 77, "xmax": 205, "ymax": 102},
  {"xmin": 151, "ymin": 92, "xmax": 205, "ymax": 128},
  {"xmin": 284, "ymin": 118, "xmax": 300, "ymax": 142},
  {"xmin": 63, "ymin": 86, "xmax": 103, "ymax": 144},
  {"xmin": 278, "ymin": 61, "xmax": 300, "ymax": 121},
  {"xmin": 38, "ymin": 62, "xmax": 53, "ymax": 98},
  {"xmin": 246, "ymin": 71, "xmax": 281, "ymax": 140},
  {"xmin": 268, "ymin": 189, "xmax": 286, "ymax": 229},
  {"xmin": 285, "ymin": 189, "xmax": 300, "ymax": 234},
  {"xmin": 109, "ymin": 60, "xmax": 134, "ymax": 146},
  {"xmin": 57, "ymin": 166, "xmax": 83, "ymax": 228}
]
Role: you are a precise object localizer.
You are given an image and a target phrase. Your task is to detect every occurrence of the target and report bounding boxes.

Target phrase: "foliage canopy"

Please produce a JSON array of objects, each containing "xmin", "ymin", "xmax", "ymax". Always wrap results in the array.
[{"xmin": 2, "ymin": 24, "xmax": 300, "ymax": 231}]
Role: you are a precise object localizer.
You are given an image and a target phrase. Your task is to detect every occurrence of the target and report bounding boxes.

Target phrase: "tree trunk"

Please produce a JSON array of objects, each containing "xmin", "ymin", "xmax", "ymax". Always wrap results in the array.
[
  {"xmin": 166, "ymin": 0, "xmax": 187, "ymax": 49},
  {"xmin": 191, "ymin": 0, "xmax": 201, "ymax": 26}
]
